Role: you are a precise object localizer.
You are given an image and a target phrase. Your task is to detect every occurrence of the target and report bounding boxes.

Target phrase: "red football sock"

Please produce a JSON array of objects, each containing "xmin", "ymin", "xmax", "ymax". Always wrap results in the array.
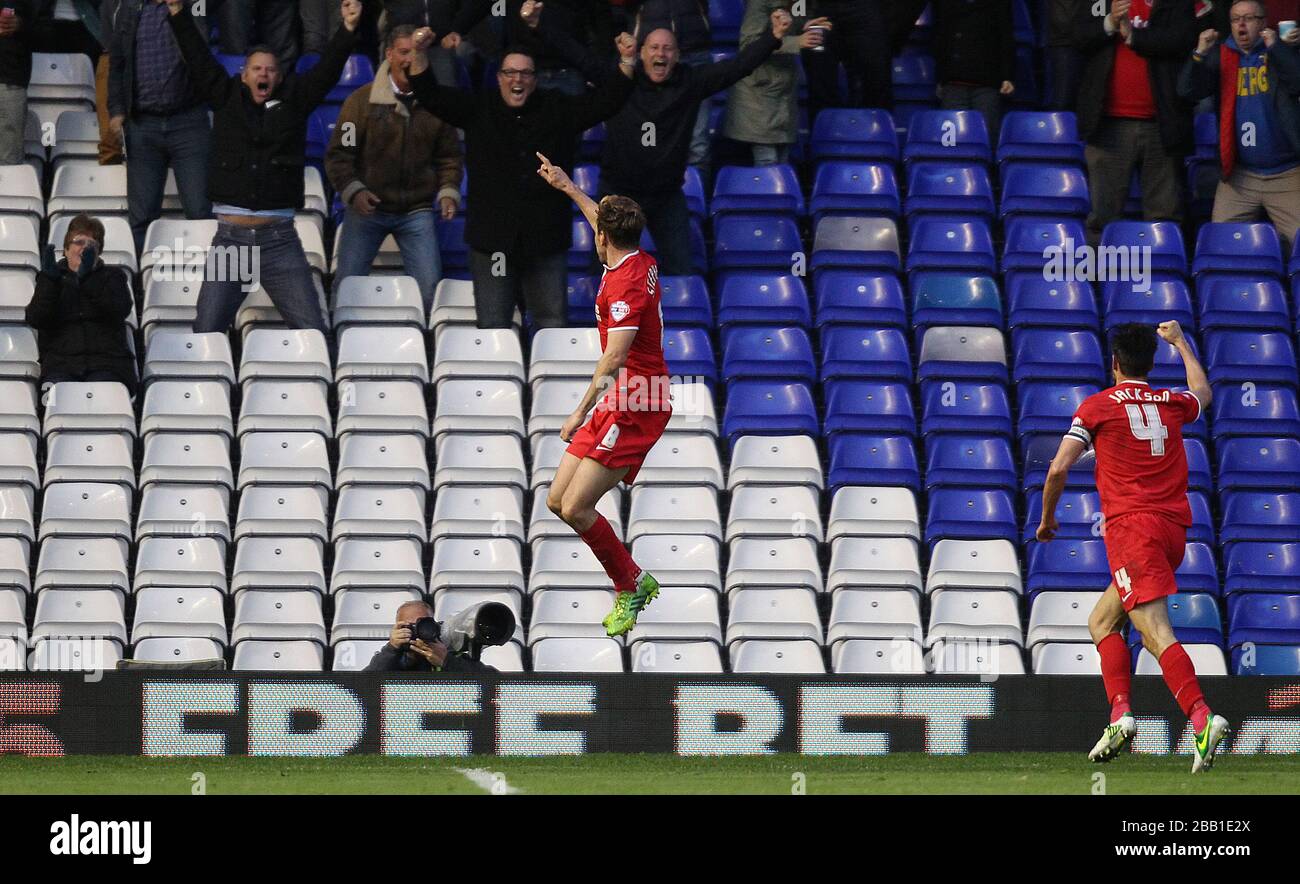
[
  {"xmin": 1096, "ymin": 632, "xmax": 1133, "ymax": 722},
  {"xmin": 578, "ymin": 514, "xmax": 641, "ymax": 594},
  {"xmin": 1158, "ymin": 643, "xmax": 1210, "ymax": 730}
]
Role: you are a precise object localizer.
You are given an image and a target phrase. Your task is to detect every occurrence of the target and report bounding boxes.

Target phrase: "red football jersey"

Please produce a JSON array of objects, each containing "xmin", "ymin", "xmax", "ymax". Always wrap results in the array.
[
  {"xmin": 1066, "ymin": 380, "xmax": 1202, "ymax": 526},
  {"xmin": 595, "ymin": 249, "xmax": 669, "ymax": 401}
]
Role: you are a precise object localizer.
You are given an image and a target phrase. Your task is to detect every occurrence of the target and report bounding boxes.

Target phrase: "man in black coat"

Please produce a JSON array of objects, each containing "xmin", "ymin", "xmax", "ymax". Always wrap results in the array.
[
  {"xmin": 165, "ymin": 0, "xmax": 361, "ymax": 334},
  {"xmin": 525, "ymin": 1, "xmax": 789, "ymax": 276},
  {"xmin": 26, "ymin": 214, "xmax": 137, "ymax": 396},
  {"xmin": 363, "ymin": 600, "xmax": 499, "ymax": 672},
  {"xmin": 0, "ymin": 0, "xmax": 34, "ymax": 166},
  {"xmin": 403, "ymin": 24, "xmax": 635, "ymax": 329},
  {"xmin": 1074, "ymin": 0, "xmax": 1202, "ymax": 242}
]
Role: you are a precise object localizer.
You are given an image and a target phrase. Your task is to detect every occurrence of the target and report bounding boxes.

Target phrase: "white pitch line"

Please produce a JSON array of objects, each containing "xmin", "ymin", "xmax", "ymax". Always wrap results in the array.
[{"xmin": 454, "ymin": 767, "xmax": 522, "ymax": 794}]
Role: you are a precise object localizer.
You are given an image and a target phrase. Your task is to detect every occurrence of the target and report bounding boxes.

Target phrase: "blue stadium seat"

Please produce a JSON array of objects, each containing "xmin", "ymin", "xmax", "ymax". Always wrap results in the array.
[
  {"xmin": 827, "ymin": 433, "xmax": 920, "ymax": 493},
  {"xmin": 1184, "ymin": 437, "xmax": 1212, "ymax": 494},
  {"xmin": 708, "ymin": 0, "xmax": 744, "ymax": 45},
  {"xmin": 1193, "ymin": 112, "xmax": 1218, "ymax": 160},
  {"xmin": 1177, "ymin": 542, "xmax": 1221, "ymax": 596},
  {"xmin": 1001, "ymin": 216, "xmax": 1088, "ymax": 274},
  {"xmin": 906, "ymin": 217, "xmax": 995, "ymax": 273},
  {"xmin": 814, "ymin": 272, "xmax": 907, "ymax": 329},
  {"xmin": 997, "ymin": 112, "xmax": 1085, "ymax": 167},
  {"xmin": 1189, "ymin": 491, "xmax": 1215, "ymax": 546},
  {"xmin": 1227, "ymin": 593, "xmax": 1300, "ymax": 648},
  {"xmin": 1192, "ymin": 222, "xmax": 1284, "ymax": 277},
  {"xmin": 1290, "ymin": 231, "xmax": 1300, "ymax": 276},
  {"xmin": 1205, "ymin": 330, "xmax": 1298, "ymax": 387},
  {"xmin": 566, "ymin": 274, "xmax": 596, "ymax": 325},
  {"xmin": 910, "ymin": 273, "xmax": 1003, "ymax": 332},
  {"xmin": 924, "ymin": 435, "xmax": 1016, "ymax": 490},
  {"xmin": 643, "ymin": 220, "xmax": 708, "ymax": 274},
  {"xmin": 215, "ymin": 53, "xmax": 244, "ymax": 77},
  {"xmin": 573, "ymin": 164, "xmax": 599, "ymax": 197},
  {"xmin": 1016, "ymin": 382, "xmax": 1099, "ymax": 438},
  {"xmin": 662, "ymin": 327, "xmax": 716, "ymax": 386},
  {"xmin": 810, "ymin": 109, "xmax": 899, "ymax": 163},
  {"xmin": 1100, "ymin": 221, "xmax": 1188, "ymax": 276},
  {"xmin": 1197, "ymin": 276, "xmax": 1291, "ymax": 332},
  {"xmin": 1006, "ymin": 274, "xmax": 1099, "ymax": 330},
  {"xmin": 903, "ymin": 163, "xmax": 995, "ymax": 219},
  {"xmin": 436, "ymin": 216, "xmax": 469, "ymax": 272},
  {"xmin": 1147, "ymin": 337, "xmax": 1202, "ymax": 388},
  {"xmin": 717, "ymin": 274, "xmax": 810, "ymax": 328},
  {"xmin": 1026, "ymin": 538, "xmax": 1109, "ymax": 596},
  {"xmin": 1220, "ymin": 492, "xmax": 1300, "ymax": 543},
  {"xmin": 1020, "ymin": 433, "xmax": 1095, "ymax": 488},
  {"xmin": 809, "ymin": 162, "xmax": 900, "ymax": 220},
  {"xmin": 712, "ymin": 214, "xmax": 802, "ymax": 271},
  {"xmin": 891, "ymin": 52, "xmax": 937, "ymax": 104},
  {"xmin": 297, "ymin": 53, "xmax": 374, "ymax": 104},
  {"xmin": 1023, "ymin": 489, "xmax": 1102, "ymax": 542},
  {"xmin": 812, "ymin": 216, "xmax": 902, "ymax": 273},
  {"xmin": 711, "ymin": 164, "xmax": 804, "ymax": 216},
  {"xmin": 920, "ymin": 380, "xmax": 1013, "ymax": 437},
  {"xmin": 721, "ymin": 326, "xmax": 815, "ymax": 383},
  {"xmin": 902, "ymin": 110, "xmax": 992, "ymax": 165},
  {"xmin": 1128, "ymin": 593, "xmax": 1223, "ymax": 650},
  {"xmin": 683, "ymin": 166, "xmax": 707, "ymax": 218},
  {"xmin": 1012, "ymin": 329, "xmax": 1105, "ymax": 385},
  {"xmin": 1000, "ymin": 163, "xmax": 1090, "ymax": 218},
  {"xmin": 1100, "ymin": 278, "xmax": 1194, "ymax": 332},
  {"xmin": 659, "ymin": 276, "xmax": 712, "ymax": 327},
  {"xmin": 819, "ymin": 327, "xmax": 912, "ymax": 383},
  {"xmin": 581, "ymin": 123, "xmax": 606, "ymax": 161},
  {"xmin": 1233, "ymin": 644, "xmax": 1300, "ymax": 675},
  {"xmin": 1210, "ymin": 384, "xmax": 1300, "ymax": 438},
  {"xmin": 1225, "ymin": 542, "xmax": 1300, "ymax": 594},
  {"xmin": 1218, "ymin": 437, "xmax": 1300, "ymax": 491},
  {"xmin": 570, "ymin": 216, "xmax": 594, "ymax": 268},
  {"xmin": 722, "ymin": 380, "xmax": 818, "ymax": 443},
  {"xmin": 823, "ymin": 380, "xmax": 916, "ymax": 437},
  {"xmin": 305, "ymin": 107, "xmax": 337, "ymax": 163},
  {"xmin": 926, "ymin": 488, "xmax": 1018, "ymax": 544}
]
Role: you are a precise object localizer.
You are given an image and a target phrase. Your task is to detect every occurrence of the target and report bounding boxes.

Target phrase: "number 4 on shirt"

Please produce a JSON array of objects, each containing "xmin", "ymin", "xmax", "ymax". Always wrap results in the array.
[{"xmin": 1125, "ymin": 403, "xmax": 1168, "ymax": 456}]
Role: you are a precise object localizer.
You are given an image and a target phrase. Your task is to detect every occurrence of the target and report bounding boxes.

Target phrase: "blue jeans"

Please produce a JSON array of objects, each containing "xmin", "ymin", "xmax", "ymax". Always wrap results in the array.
[
  {"xmin": 194, "ymin": 219, "xmax": 327, "ymax": 333},
  {"xmin": 125, "ymin": 105, "xmax": 212, "ymax": 254},
  {"xmin": 333, "ymin": 208, "xmax": 442, "ymax": 311}
]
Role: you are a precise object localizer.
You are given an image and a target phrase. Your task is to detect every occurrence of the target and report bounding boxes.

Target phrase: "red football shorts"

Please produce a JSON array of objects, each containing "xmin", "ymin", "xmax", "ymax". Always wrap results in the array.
[
  {"xmin": 566, "ymin": 402, "xmax": 672, "ymax": 484},
  {"xmin": 1103, "ymin": 512, "xmax": 1187, "ymax": 612}
]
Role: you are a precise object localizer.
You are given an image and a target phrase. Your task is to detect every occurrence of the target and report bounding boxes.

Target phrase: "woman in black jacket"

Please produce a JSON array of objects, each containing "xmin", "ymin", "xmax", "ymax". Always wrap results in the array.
[{"xmin": 25, "ymin": 213, "xmax": 137, "ymax": 396}]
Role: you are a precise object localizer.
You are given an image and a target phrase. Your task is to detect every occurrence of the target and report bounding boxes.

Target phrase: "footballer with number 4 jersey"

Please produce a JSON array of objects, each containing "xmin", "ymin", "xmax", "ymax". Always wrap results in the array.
[
  {"xmin": 534, "ymin": 150, "xmax": 671, "ymax": 638},
  {"xmin": 1038, "ymin": 321, "xmax": 1230, "ymax": 774}
]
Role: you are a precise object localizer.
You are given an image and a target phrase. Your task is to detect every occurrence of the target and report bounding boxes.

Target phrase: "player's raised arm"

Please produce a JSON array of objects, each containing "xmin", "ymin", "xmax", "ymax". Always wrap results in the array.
[
  {"xmin": 537, "ymin": 151, "xmax": 599, "ymax": 233},
  {"xmin": 1036, "ymin": 434, "xmax": 1089, "ymax": 542},
  {"xmin": 1158, "ymin": 320, "xmax": 1211, "ymax": 410}
]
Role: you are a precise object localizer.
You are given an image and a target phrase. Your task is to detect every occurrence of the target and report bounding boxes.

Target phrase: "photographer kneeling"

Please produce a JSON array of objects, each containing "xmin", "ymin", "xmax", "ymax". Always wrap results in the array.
[{"xmin": 364, "ymin": 601, "xmax": 500, "ymax": 673}]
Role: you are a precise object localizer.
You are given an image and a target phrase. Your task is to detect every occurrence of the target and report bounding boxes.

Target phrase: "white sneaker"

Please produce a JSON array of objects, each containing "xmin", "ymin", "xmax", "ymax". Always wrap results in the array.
[
  {"xmin": 1191, "ymin": 714, "xmax": 1230, "ymax": 774},
  {"xmin": 1088, "ymin": 713, "xmax": 1136, "ymax": 763}
]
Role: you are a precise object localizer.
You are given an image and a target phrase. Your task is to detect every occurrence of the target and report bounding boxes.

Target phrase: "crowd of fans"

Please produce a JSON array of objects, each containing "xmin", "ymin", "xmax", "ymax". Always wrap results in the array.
[{"xmin": 1, "ymin": 0, "xmax": 1299, "ymax": 382}]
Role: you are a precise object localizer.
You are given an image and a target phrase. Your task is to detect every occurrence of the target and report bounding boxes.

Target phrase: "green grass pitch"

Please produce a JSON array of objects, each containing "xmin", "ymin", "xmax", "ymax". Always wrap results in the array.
[{"xmin": 2, "ymin": 753, "xmax": 1299, "ymax": 795}]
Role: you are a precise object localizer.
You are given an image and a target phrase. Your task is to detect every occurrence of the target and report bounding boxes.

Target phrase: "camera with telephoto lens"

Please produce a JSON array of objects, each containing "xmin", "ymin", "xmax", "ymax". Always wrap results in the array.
[
  {"xmin": 442, "ymin": 602, "xmax": 516, "ymax": 661},
  {"xmin": 405, "ymin": 616, "xmax": 442, "ymax": 647}
]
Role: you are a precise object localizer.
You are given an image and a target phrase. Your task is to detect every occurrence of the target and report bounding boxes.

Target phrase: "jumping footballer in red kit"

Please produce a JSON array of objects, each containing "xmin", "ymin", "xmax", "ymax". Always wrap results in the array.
[
  {"xmin": 535, "ymin": 151, "xmax": 671, "ymax": 636},
  {"xmin": 1037, "ymin": 321, "xmax": 1230, "ymax": 772}
]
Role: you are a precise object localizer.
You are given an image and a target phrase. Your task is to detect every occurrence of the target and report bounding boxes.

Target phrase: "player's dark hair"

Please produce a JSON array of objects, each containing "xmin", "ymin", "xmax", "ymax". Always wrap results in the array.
[
  {"xmin": 1109, "ymin": 323, "xmax": 1158, "ymax": 378},
  {"xmin": 596, "ymin": 195, "xmax": 646, "ymax": 250}
]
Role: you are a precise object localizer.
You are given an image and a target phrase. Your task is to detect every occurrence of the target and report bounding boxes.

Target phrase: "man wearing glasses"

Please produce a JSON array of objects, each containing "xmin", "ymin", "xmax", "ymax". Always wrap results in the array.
[
  {"xmin": 1180, "ymin": 0, "xmax": 1300, "ymax": 254},
  {"xmin": 402, "ymin": 26, "xmax": 636, "ymax": 330}
]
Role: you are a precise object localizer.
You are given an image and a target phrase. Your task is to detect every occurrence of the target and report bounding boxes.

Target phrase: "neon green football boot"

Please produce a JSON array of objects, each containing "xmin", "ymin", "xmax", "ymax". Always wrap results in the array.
[
  {"xmin": 1087, "ymin": 713, "xmax": 1136, "ymax": 763},
  {"xmin": 603, "ymin": 571, "xmax": 661, "ymax": 637},
  {"xmin": 1191, "ymin": 714, "xmax": 1230, "ymax": 774}
]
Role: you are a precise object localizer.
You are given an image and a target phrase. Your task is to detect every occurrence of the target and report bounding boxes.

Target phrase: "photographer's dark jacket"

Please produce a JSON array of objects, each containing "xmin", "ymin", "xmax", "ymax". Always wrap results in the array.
[
  {"xmin": 167, "ymin": 3, "xmax": 357, "ymax": 210},
  {"xmin": 363, "ymin": 643, "xmax": 499, "ymax": 673},
  {"xmin": 405, "ymin": 59, "xmax": 632, "ymax": 258},
  {"xmin": 26, "ymin": 259, "xmax": 137, "ymax": 392}
]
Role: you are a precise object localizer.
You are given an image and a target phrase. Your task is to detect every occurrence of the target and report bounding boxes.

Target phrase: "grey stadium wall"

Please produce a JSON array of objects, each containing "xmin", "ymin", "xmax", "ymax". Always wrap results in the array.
[{"xmin": 1, "ymin": 674, "xmax": 1299, "ymax": 756}]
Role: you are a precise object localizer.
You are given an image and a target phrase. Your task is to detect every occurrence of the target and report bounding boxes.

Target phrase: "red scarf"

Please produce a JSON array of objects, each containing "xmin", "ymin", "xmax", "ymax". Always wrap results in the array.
[{"xmin": 1218, "ymin": 42, "xmax": 1240, "ymax": 179}]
